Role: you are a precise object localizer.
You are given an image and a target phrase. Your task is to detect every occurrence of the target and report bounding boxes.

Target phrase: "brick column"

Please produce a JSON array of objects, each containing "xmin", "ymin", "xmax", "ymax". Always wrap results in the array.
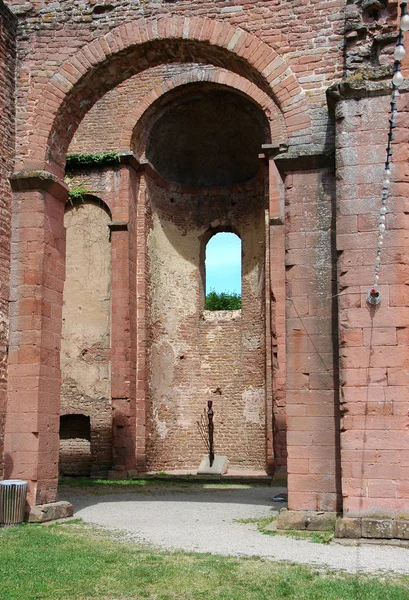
[
  {"xmin": 4, "ymin": 171, "xmax": 67, "ymax": 505},
  {"xmin": 109, "ymin": 160, "xmax": 138, "ymax": 473},
  {"xmin": 135, "ymin": 173, "xmax": 148, "ymax": 472},
  {"xmin": 268, "ymin": 159, "xmax": 287, "ymax": 471},
  {"xmin": 0, "ymin": 3, "xmax": 16, "ymax": 480}
]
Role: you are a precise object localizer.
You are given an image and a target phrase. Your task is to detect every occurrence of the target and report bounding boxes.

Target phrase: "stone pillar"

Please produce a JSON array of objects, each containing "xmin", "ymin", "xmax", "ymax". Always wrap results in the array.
[
  {"xmin": 335, "ymin": 88, "xmax": 409, "ymax": 518},
  {"xmin": 268, "ymin": 159, "xmax": 287, "ymax": 471},
  {"xmin": 109, "ymin": 160, "xmax": 138, "ymax": 474},
  {"xmin": 276, "ymin": 153, "xmax": 341, "ymax": 520},
  {"xmin": 4, "ymin": 172, "xmax": 67, "ymax": 505},
  {"xmin": 0, "ymin": 3, "xmax": 16, "ymax": 480},
  {"xmin": 135, "ymin": 173, "xmax": 148, "ymax": 472}
]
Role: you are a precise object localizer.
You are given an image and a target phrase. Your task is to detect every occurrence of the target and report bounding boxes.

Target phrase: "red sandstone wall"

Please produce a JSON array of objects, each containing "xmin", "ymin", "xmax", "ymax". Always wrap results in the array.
[
  {"xmin": 336, "ymin": 93, "xmax": 409, "ymax": 517},
  {"xmin": 70, "ymin": 64, "xmax": 217, "ymax": 154},
  {"xmin": 0, "ymin": 2, "xmax": 16, "ymax": 480},
  {"xmin": 284, "ymin": 167, "xmax": 340, "ymax": 512},
  {"xmin": 5, "ymin": 0, "xmax": 345, "ymax": 170}
]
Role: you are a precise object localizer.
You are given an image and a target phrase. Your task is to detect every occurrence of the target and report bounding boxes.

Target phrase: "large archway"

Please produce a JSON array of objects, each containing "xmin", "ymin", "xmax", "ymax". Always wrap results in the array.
[
  {"xmin": 134, "ymin": 84, "xmax": 271, "ymax": 472},
  {"xmin": 15, "ymin": 15, "xmax": 310, "ymax": 175},
  {"xmin": 5, "ymin": 16, "xmax": 298, "ymax": 503}
]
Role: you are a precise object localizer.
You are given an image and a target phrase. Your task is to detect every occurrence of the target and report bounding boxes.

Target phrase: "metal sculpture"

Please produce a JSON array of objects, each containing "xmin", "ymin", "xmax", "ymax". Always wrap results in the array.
[{"xmin": 197, "ymin": 400, "xmax": 215, "ymax": 467}]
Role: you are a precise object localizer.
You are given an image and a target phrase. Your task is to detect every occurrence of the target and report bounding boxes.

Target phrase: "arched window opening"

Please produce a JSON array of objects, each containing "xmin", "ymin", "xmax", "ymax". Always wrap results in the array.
[
  {"xmin": 205, "ymin": 232, "xmax": 242, "ymax": 310},
  {"xmin": 59, "ymin": 414, "xmax": 91, "ymax": 477}
]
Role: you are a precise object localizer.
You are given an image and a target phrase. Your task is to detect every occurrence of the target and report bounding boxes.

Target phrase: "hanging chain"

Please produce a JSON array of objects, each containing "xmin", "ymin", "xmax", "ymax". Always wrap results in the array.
[{"xmin": 367, "ymin": 2, "xmax": 409, "ymax": 305}]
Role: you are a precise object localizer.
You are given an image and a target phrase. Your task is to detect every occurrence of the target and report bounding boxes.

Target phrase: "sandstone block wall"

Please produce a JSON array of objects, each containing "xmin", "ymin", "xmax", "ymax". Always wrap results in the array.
[
  {"xmin": 0, "ymin": 1, "xmax": 16, "ymax": 480},
  {"xmin": 336, "ymin": 93, "xmax": 409, "ymax": 517},
  {"xmin": 2, "ymin": 0, "xmax": 408, "ymax": 525},
  {"xmin": 284, "ymin": 167, "xmax": 340, "ymax": 512},
  {"xmin": 4, "ymin": 0, "xmax": 345, "ymax": 175}
]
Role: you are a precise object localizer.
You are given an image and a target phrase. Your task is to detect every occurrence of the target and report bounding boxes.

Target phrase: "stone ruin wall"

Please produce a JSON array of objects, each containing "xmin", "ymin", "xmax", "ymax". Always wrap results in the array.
[
  {"xmin": 0, "ymin": 0, "xmax": 346, "ymax": 481},
  {"xmin": 1, "ymin": 0, "xmax": 408, "ymax": 524},
  {"xmin": 344, "ymin": 0, "xmax": 400, "ymax": 76},
  {"xmin": 4, "ymin": 0, "xmax": 345, "ymax": 167},
  {"xmin": 145, "ymin": 176, "xmax": 267, "ymax": 472},
  {"xmin": 60, "ymin": 201, "xmax": 112, "ymax": 476},
  {"xmin": 0, "ymin": 3, "xmax": 16, "ymax": 480}
]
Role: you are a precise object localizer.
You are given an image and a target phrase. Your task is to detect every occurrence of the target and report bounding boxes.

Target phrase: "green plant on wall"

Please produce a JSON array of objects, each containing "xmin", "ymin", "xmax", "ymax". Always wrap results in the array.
[
  {"xmin": 66, "ymin": 152, "xmax": 121, "ymax": 170},
  {"xmin": 64, "ymin": 177, "xmax": 97, "ymax": 205}
]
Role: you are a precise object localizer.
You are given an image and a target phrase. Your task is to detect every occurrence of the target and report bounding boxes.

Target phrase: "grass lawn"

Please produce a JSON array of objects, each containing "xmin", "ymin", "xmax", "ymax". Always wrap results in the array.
[
  {"xmin": 1, "ymin": 521, "xmax": 409, "ymax": 600},
  {"xmin": 58, "ymin": 477, "xmax": 269, "ymax": 494}
]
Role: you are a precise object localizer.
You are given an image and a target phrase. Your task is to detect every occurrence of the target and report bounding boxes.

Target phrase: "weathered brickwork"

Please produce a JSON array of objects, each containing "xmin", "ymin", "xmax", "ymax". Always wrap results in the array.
[
  {"xmin": 344, "ymin": 0, "xmax": 399, "ymax": 75},
  {"xmin": 1, "ymin": 0, "xmax": 409, "ymax": 534},
  {"xmin": 0, "ymin": 1, "xmax": 16, "ymax": 481},
  {"xmin": 70, "ymin": 64, "xmax": 219, "ymax": 154},
  {"xmin": 4, "ymin": 0, "xmax": 345, "ymax": 175},
  {"xmin": 145, "ymin": 175, "xmax": 267, "ymax": 472},
  {"xmin": 60, "ymin": 202, "xmax": 112, "ymax": 476}
]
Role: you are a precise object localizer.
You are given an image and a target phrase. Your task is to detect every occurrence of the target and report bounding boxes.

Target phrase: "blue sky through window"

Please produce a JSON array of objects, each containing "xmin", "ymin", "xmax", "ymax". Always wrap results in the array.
[{"xmin": 205, "ymin": 232, "xmax": 241, "ymax": 295}]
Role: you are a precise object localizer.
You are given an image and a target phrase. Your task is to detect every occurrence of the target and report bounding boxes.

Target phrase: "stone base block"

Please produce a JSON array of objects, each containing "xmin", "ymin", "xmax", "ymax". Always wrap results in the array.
[
  {"xmin": 108, "ymin": 470, "xmax": 128, "ymax": 480},
  {"xmin": 335, "ymin": 517, "xmax": 409, "ymax": 540},
  {"xmin": 28, "ymin": 501, "xmax": 74, "ymax": 523},
  {"xmin": 197, "ymin": 455, "xmax": 228, "ymax": 475},
  {"xmin": 276, "ymin": 509, "xmax": 336, "ymax": 532},
  {"xmin": 395, "ymin": 520, "xmax": 409, "ymax": 540},
  {"xmin": 362, "ymin": 518, "xmax": 393, "ymax": 539},
  {"xmin": 335, "ymin": 517, "xmax": 362, "ymax": 539}
]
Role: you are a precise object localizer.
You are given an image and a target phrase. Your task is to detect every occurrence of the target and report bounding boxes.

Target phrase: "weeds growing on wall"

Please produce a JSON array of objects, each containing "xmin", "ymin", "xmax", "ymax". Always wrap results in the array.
[
  {"xmin": 65, "ymin": 152, "xmax": 121, "ymax": 169},
  {"xmin": 64, "ymin": 177, "xmax": 97, "ymax": 204}
]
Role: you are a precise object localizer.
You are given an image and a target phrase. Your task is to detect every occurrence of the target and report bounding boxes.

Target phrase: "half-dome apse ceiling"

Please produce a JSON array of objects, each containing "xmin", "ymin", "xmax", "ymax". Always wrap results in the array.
[{"xmin": 146, "ymin": 89, "xmax": 267, "ymax": 187}]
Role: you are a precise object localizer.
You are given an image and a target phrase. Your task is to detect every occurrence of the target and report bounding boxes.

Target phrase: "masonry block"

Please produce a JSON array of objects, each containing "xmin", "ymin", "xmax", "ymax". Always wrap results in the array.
[
  {"xmin": 277, "ymin": 509, "xmax": 337, "ymax": 532},
  {"xmin": 28, "ymin": 501, "xmax": 74, "ymax": 523},
  {"xmin": 361, "ymin": 518, "xmax": 394, "ymax": 539},
  {"xmin": 394, "ymin": 520, "xmax": 409, "ymax": 540},
  {"xmin": 335, "ymin": 517, "xmax": 362, "ymax": 539}
]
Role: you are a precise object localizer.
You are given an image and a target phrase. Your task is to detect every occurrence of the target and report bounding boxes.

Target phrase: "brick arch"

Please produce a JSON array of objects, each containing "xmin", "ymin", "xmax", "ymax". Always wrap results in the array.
[
  {"xmin": 20, "ymin": 15, "xmax": 311, "ymax": 177},
  {"xmin": 119, "ymin": 67, "xmax": 287, "ymax": 153}
]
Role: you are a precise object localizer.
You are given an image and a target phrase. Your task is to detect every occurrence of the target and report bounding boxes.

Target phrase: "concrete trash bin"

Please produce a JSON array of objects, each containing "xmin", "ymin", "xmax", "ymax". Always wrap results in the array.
[{"xmin": 0, "ymin": 480, "xmax": 28, "ymax": 525}]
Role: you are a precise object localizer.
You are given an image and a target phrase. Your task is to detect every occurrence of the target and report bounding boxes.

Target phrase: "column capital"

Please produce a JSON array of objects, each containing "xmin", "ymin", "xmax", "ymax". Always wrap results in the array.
[{"xmin": 9, "ymin": 170, "xmax": 68, "ymax": 202}]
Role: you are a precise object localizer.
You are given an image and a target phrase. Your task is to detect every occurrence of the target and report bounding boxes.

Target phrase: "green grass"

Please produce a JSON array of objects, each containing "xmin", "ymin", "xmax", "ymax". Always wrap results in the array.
[
  {"xmin": 1, "ymin": 522, "xmax": 408, "ymax": 600},
  {"xmin": 236, "ymin": 517, "xmax": 334, "ymax": 544},
  {"xmin": 58, "ymin": 477, "xmax": 259, "ymax": 496},
  {"xmin": 283, "ymin": 528, "xmax": 334, "ymax": 544}
]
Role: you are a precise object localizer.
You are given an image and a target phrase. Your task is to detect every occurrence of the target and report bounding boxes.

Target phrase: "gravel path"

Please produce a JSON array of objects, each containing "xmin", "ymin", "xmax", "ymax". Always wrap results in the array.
[{"xmin": 65, "ymin": 485, "xmax": 409, "ymax": 575}]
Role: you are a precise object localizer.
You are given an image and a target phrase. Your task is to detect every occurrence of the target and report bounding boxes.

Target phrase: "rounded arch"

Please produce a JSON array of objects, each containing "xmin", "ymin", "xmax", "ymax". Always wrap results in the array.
[
  {"xmin": 20, "ymin": 15, "xmax": 311, "ymax": 176},
  {"xmin": 65, "ymin": 194, "xmax": 113, "ymax": 220},
  {"xmin": 204, "ymin": 231, "xmax": 242, "ymax": 303},
  {"xmin": 135, "ymin": 84, "xmax": 270, "ymax": 187},
  {"xmin": 120, "ymin": 68, "xmax": 287, "ymax": 153}
]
